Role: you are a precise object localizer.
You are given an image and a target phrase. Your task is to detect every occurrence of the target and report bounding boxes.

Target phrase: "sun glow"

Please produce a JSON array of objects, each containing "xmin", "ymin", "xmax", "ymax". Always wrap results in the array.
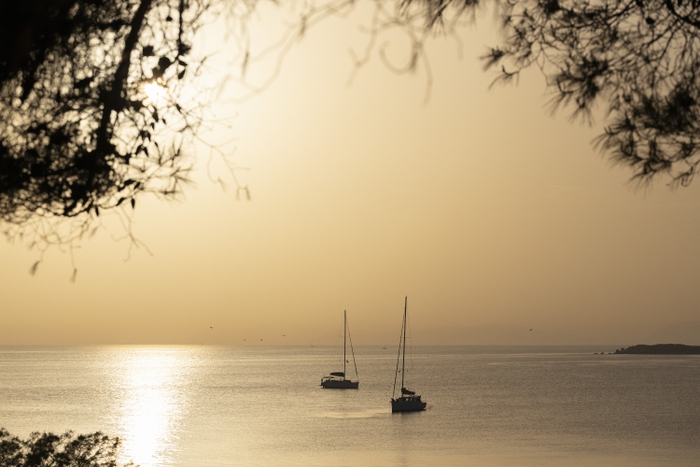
[{"xmin": 142, "ymin": 80, "xmax": 168, "ymax": 105}]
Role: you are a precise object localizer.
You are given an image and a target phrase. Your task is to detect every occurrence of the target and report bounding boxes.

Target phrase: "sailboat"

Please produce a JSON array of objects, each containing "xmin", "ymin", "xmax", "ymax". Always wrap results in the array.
[
  {"xmin": 391, "ymin": 296, "xmax": 426, "ymax": 412},
  {"xmin": 321, "ymin": 310, "xmax": 359, "ymax": 389}
]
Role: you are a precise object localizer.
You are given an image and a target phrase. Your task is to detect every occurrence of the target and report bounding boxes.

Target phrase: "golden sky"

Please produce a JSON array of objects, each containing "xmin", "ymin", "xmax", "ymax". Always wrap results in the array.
[{"xmin": 2, "ymin": 5, "xmax": 700, "ymax": 346}]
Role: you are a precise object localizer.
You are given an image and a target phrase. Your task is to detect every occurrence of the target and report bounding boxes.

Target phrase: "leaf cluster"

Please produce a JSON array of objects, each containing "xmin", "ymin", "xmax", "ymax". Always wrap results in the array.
[
  {"xmin": 0, "ymin": 0, "xmax": 212, "ymax": 246},
  {"xmin": 406, "ymin": 0, "xmax": 700, "ymax": 187},
  {"xmin": 0, "ymin": 428, "xmax": 136, "ymax": 467}
]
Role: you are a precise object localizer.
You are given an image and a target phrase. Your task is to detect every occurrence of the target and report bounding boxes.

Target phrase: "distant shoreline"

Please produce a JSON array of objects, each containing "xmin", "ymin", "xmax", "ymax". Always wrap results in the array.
[{"xmin": 613, "ymin": 344, "xmax": 700, "ymax": 355}]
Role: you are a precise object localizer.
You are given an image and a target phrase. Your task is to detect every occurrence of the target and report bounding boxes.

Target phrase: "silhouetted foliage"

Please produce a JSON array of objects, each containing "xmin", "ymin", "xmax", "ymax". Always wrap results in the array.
[
  {"xmin": 0, "ymin": 428, "xmax": 136, "ymax": 467},
  {"xmin": 404, "ymin": 0, "xmax": 700, "ymax": 187},
  {"xmin": 0, "ymin": 0, "xmax": 216, "ymax": 250},
  {"xmin": 5, "ymin": 0, "xmax": 700, "ymax": 268},
  {"xmin": 0, "ymin": 0, "xmax": 432, "ymax": 262}
]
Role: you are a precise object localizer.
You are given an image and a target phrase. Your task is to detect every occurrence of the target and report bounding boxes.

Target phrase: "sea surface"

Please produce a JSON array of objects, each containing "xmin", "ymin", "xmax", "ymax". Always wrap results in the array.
[{"xmin": 0, "ymin": 345, "xmax": 699, "ymax": 467}]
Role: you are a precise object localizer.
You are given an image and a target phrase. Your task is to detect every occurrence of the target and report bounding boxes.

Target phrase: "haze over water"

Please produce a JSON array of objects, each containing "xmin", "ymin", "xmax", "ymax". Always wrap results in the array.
[{"xmin": 1, "ymin": 345, "xmax": 699, "ymax": 467}]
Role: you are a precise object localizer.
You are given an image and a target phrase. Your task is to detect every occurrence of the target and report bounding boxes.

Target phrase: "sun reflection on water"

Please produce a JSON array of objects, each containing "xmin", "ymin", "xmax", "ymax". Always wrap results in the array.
[{"xmin": 113, "ymin": 348, "xmax": 193, "ymax": 467}]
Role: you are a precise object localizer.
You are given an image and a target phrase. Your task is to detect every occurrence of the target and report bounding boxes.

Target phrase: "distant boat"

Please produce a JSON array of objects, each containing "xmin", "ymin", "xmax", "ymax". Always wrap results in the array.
[
  {"xmin": 391, "ymin": 297, "xmax": 426, "ymax": 412},
  {"xmin": 321, "ymin": 310, "xmax": 359, "ymax": 389}
]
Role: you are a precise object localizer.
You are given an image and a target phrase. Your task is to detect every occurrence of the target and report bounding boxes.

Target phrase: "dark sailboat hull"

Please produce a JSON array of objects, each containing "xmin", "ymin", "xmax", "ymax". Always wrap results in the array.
[
  {"xmin": 320, "ymin": 378, "xmax": 359, "ymax": 389},
  {"xmin": 390, "ymin": 297, "xmax": 427, "ymax": 412},
  {"xmin": 320, "ymin": 310, "xmax": 360, "ymax": 389},
  {"xmin": 391, "ymin": 396, "xmax": 426, "ymax": 412}
]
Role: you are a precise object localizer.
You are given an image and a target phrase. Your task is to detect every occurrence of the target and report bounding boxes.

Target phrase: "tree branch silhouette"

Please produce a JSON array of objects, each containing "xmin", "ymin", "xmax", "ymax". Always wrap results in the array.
[
  {"xmin": 0, "ymin": 0, "xmax": 220, "ymax": 264},
  {"xmin": 5, "ymin": 0, "xmax": 700, "ymax": 275},
  {"xmin": 407, "ymin": 0, "xmax": 700, "ymax": 187}
]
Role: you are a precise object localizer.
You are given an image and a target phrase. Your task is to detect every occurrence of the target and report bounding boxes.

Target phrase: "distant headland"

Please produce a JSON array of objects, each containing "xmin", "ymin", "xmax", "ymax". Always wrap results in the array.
[{"xmin": 614, "ymin": 344, "xmax": 700, "ymax": 355}]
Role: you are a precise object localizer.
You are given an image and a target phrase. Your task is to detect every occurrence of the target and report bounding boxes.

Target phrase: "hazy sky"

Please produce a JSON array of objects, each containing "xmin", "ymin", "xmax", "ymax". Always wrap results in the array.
[{"xmin": 2, "ymin": 4, "xmax": 700, "ymax": 346}]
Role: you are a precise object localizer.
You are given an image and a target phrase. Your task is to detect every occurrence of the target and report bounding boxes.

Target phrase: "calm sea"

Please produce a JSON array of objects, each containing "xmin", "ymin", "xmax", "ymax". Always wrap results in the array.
[{"xmin": 0, "ymin": 346, "xmax": 698, "ymax": 467}]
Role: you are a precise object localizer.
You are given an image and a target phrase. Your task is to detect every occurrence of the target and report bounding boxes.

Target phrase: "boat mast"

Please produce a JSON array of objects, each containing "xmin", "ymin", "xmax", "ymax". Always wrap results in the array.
[
  {"xmin": 343, "ymin": 310, "xmax": 347, "ymax": 379},
  {"xmin": 401, "ymin": 296, "xmax": 407, "ymax": 391},
  {"xmin": 348, "ymin": 323, "xmax": 359, "ymax": 382},
  {"xmin": 392, "ymin": 299, "xmax": 404, "ymax": 398}
]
